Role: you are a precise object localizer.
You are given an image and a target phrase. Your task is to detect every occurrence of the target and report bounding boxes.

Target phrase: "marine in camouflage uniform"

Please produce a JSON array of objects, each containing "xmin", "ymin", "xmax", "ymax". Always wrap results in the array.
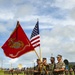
[
  {"xmin": 54, "ymin": 55, "xmax": 65, "ymax": 75},
  {"xmin": 34, "ymin": 59, "xmax": 42, "ymax": 75},
  {"xmin": 41, "ymin": 58, "xmax": 49, "ymax": 75},
  {"xmin": 48, "ymin": 57, "xmax": 56, "ymax": 75}
]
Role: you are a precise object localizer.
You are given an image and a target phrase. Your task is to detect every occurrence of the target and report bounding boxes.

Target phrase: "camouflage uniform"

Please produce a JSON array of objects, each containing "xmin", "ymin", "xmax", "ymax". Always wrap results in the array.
[
  {"xmin": 54, "ymin": 55, "xmax": 65, "ymax": 75},
  {"xmin": 55, "ymin": 61, "xmax": 65, "ymax": 75},
  {"xmin": 34, "ymin": 64, "xmax": 42, "ymax": 75},
  {"xmin": 41, "ymin": 64, "xmax": 49, "ymax": 75},
  {"xmin": 34, "ymin": 59, "xmax": 42, "ymax": 75},
  {"xmin": 41, "ymin": 58, "xmax": 49, "ymax": 75},
  {"xmin": 48, "ymin": 63, "xmax": 56, "ymax": 75}
]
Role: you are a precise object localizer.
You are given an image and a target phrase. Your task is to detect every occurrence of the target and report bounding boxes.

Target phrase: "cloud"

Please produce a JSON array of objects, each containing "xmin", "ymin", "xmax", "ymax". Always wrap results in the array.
[
  {"xmin": 40, "ymin": 24, "xmax": 75, "ymax": 62},
  {"xmin": 9, "ymin": 58, "xmax": 18, "ymax": 64},
  {"xmin": 2, "ymin": 58, "xmax": 19, "ymax": 68},
  {"xmin": 0, "ymin": 25, "xmax": 8, "ymax": 33},
  {"xmin": 0, "ymin": 10, "xmax": 14, "ymax": 20},
  {"xmin": 69, "ymin": 7, "xmax": 75, "ymax": 20},
  {"xmin": 51, "ymin": 0, "xmax": 75, "ymax": 10},
  {"xmin": 14, "ymin": 4, "xmax": 37, "ymax": 18}
]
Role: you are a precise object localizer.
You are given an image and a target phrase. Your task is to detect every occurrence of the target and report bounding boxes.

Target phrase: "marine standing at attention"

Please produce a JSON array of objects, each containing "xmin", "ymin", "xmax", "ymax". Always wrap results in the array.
[{"xmin": 54, "ymin": 55, "xmax": 65, "ymax": 75}]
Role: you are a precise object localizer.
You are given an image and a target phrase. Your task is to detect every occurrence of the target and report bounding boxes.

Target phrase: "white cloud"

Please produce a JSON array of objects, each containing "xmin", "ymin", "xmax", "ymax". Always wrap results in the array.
[
  {"xmin": 0, "ymin": 12, "xmax": 14, "ymax": 20},
  {"xmin": 9, "ymin": 58, "xmax": 18, "ymax": 64},
  {"xmin": 51, "ymin": 0, "xmax": 75, "ymax": 9},
  {"xmin": 69, "ymin": 7, "xmax": 75, "ymax": 20},
  {"xmin": 11, "ymin": 0, "xmax": 25, "ymax": 5},
  {"xmin": 0, "ymin": 24, "xmax": 8, "ymax": 33},
  {"xmin": 15, "ymin": 4, "xmax": 37, "ymax": 18},
  {"xmin": 40, "ymin": 24, "xmax": 75, "ymax": 62}
]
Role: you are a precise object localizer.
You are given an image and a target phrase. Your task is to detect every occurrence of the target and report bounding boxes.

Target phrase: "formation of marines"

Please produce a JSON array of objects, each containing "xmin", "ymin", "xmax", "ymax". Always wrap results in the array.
[{"xmin": 34, "ymin": 54, "xmax": 65, "ymax": 75}]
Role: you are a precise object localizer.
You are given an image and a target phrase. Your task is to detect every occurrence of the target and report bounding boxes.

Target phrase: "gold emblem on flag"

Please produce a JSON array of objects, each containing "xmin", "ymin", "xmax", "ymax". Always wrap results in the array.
[{"xmin": 8, "ymin": 38, "xmax": 24, "ymax": 49}]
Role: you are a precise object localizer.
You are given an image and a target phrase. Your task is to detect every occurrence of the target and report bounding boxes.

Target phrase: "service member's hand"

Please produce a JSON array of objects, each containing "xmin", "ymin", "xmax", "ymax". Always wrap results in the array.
[
  {"xmin": 54, "ymin": 69, "xmax": 59, "ymax": 72},
  {"xmin": 34, "ymin": 70, "xmax": 39, "ymax": 72}
]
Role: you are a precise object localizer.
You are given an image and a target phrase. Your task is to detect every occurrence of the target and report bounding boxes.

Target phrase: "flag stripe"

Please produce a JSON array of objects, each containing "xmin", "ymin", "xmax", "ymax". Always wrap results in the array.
[
  {"xmin": 31, "ymin": 40, "xmax": 40, "ymax": 45},
  {"xmin": 31, "ymin": 38, "xmax": 40, "ymax": 44},
  {"xmin": 30, "ymin": 35, "xmax": 40, "ymax": 42},
  {"xmin": 33, "ymin": 44, "xmax": 40, "ymax": 48}
]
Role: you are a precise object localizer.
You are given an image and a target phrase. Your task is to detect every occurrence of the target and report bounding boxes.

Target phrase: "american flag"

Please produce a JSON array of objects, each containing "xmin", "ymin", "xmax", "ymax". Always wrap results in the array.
[{"xmin": 30, "ymin": 21, "xmax": 40, "ymax": 48}]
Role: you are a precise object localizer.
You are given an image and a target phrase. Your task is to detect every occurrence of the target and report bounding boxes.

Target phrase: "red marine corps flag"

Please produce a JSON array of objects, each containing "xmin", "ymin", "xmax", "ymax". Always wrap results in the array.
[{"xmin": 1, "ymin": 21, "xmax": 34, "ymax": 58}]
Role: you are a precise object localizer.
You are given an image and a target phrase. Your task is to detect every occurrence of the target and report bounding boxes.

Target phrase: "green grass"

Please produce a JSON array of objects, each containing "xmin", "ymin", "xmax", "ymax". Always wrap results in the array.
[
  {"xmin": 4, "ymin": 74, "xmax": 24, "ymax": 75},
  {"xmin": 0, "ymin": 70, "xmax": 75, "ymax": 75},
  {"xmin": 0, "ymin": 70, "xmax": 24, "ymax": 75},
  {"xmin": 0, "ymin": 70, "xmax": 4, "ymax": 75}
]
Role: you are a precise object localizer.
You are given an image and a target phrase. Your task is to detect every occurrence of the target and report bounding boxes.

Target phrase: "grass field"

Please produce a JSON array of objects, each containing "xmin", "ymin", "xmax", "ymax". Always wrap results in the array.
[
  {"xmin": 0, "ymin": 70, "xmax": 24, "ymax": 75},
  {"xmin": 4, "ymin": 74, "xmax": 24, "ymax": 75},
  {"xmin": 0, "ymin": 70, "xmax": 75, "ymax": 75},
  {"xmin": 0, "ymin": 70, "xmax": 4, "ymax": 75}
]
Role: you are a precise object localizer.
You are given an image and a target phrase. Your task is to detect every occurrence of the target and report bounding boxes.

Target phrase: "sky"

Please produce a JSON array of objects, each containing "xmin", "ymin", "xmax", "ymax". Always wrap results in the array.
[{"xmin": 0, "ymin": 0, "xmax": 75, "ymax": 68}]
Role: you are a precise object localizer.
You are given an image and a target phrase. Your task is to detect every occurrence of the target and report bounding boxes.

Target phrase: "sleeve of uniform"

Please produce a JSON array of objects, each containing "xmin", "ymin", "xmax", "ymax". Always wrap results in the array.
[{"xmin": 62, "ymin": 62, "xmax": 65, "ymax": 68}]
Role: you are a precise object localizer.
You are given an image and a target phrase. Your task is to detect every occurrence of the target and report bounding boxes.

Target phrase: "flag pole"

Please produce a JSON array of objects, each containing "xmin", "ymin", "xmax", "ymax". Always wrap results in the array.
[
  {"xmin": 37, "ymin": 18, "xmax": 42, "ymax": 61},
  {"xmin": 34, "ymin": 49, "xmax": 40, "ymax": 59},
  {"xmin": 39, "ymin": 46, "xmax": 42, "ymax": 61},
  {"xmin": 16, "ymin": 21, "xmax": 19, "ymax": 40}
]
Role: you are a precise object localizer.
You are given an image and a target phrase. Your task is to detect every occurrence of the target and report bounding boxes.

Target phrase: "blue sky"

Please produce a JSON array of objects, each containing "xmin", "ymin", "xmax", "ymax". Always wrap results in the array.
[{"xmin": 0, "ymin": 0, "xmax": 75, "ymax": 68}]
